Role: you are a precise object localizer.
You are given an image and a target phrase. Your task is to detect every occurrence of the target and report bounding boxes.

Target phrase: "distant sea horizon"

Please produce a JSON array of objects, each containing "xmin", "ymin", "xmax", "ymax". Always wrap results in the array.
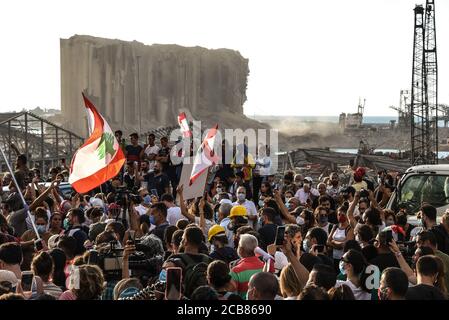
[
  {"xmin": 252, "ymin": 115, "xmax": 448, "ymax": 127},
  {"xmin": 252, "ymin": 115, "xmax": 397, "ymax": 124}
]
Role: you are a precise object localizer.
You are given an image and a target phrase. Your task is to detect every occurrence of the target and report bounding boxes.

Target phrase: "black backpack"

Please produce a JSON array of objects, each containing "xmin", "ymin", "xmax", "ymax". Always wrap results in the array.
[{"xmin": 177, "ymin": 254, "xmax": 210, "ymax": 299}]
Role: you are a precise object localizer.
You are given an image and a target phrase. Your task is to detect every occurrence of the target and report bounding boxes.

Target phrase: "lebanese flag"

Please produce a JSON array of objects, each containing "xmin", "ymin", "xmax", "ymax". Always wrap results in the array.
[
  {"xmin": 68, "ymin": 94, "xmax": 126, "ymax": 193},
  {"xmin": 189, "ymin": 124, "xmax": 219, "ymax": 185},
  {"xmin": 178, "ymin": 112, "xmax": 192, "ymax": 138}
]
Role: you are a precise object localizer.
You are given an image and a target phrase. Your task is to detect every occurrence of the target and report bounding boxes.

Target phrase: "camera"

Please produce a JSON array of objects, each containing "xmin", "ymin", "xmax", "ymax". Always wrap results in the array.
[{"xmin": 114, "ymin": 186, "xmax": 141, "ymax": 206}]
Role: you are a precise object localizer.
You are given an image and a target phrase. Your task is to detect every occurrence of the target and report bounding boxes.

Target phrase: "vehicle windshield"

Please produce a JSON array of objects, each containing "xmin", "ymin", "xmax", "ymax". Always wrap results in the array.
[{"xmin": 399, "ymin": 174, "xmax": 449, "ymax": 214}]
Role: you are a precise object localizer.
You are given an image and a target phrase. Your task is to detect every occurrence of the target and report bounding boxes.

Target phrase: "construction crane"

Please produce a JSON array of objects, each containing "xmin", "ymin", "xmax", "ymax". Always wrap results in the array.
[
  {"xmin": 390, "ymin": 90, "xmax": 412, "ymax": 128},
  {"xmin": 358, "ymin": 98, "xmax": 366, "ymax": 115},
  {"xmin": 410, "ymin": 1, "xmax": 438, "ymax": 165}
]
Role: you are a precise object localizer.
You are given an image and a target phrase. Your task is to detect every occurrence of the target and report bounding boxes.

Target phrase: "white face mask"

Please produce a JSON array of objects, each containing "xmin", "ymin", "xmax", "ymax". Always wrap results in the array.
[
  {"xmin": 237, "ymin": 193, "xmax": 246, "ymax": 201},
  {"xmin": 297, "ymin": 216, "xmax": 305, "ymax": 225}
]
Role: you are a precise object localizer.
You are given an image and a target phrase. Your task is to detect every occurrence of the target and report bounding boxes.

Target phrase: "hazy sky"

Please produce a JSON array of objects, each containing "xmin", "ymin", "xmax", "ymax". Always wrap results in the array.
[{"xmin": 0, "ymin": 0, "xmax": 448, "ymax": 117}]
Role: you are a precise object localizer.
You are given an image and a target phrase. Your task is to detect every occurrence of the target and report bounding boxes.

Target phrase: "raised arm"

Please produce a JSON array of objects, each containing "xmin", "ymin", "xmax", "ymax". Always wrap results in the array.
[
  {"xmin": 29, "ymin": 180, "xmax": 59, "ymax": 211},
  {"xmin": 281, "ymin": 237, "xmax": 309, "ymax": 290},
  {"xmin": 389, "ymin": 240, "xmax": 416, "ymax": 284},
  {"xmin": 273, "ymin": 190, "xmax": 296, "ymax": 224},
  {"xmin": 348, "ymin": 192, "xmax": 359, "ymax": 229},
  {"xmin": 177, "ymin": 185, "xmax": 195, "ymax": 222},
  {"xmin": 199, "ymin": 197, "xmax": 207, "ymax": 235}
]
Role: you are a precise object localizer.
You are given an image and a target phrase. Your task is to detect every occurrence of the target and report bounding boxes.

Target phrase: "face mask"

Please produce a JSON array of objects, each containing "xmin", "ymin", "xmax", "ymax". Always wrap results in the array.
[
  {"xmin": 63, "ymin": 218, "xmax": 71, "ymax": 230},
  {"xmin": 302, "ymin": 239, "xmax": 311, "ymax": 253},
  {"xmin": 319, "ymin": 215, "xmax": 328, "ymax": 224},
  {"xmin": 378, "ymin": 287, "xmax": 389, "ymax": 301},
  {"xmin": 285, "ymin": 202, "xmax": 292, "ymax": 210},
  {"xmin": 285, "ymin": 197, "xmax": 291, "ymax": 203},
  {"xmin": 338, "ymin": 214, "xmax": 347, "ymax": 224},
  {"xmin": 216, "ymin": 188, "xmax": 223, "ymax": 194},
  {"xmin": 36, "ymin": 225, "xmax": 47, "ymax": 234},
  {"xmin": 339, "ymin": 260, "xmax": 346, "ymax": 275},
  {"xmin": 237, "ymin": 193, "xmax": 246, "ymax": 201},
  {"xmin": 297, "ymin": 216, "xmax": 305, "ymax": 226},
  {"xmin": 150, "ymin": 215, "xmax": 156, "ymax": 225},
  {"xmin": 258, "ymin": 200, "xmax": 265, "ymax": 207},
  {"xmin": 143, "ymin": 195, "xmax": 151, "ymax": 205},
  {"xmin": 159, "ymin": 269, "xmax": 167, "ymax": 282}
]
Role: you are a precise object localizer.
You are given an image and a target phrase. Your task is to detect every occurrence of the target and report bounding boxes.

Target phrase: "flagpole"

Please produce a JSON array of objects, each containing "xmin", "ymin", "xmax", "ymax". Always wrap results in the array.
[{"xmin": 0, "ymin": 147, "xmax": 41, "ymax": 240}]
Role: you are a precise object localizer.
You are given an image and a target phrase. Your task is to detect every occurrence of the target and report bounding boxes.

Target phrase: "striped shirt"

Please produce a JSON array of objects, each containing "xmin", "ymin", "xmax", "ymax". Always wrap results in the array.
[
  {"xmin": 43, "ymin": 282, "xmax": 63, "ymax": 299},
  {"xmin": 230, "ymin": 256, "xmax": 264, "ymax": 299}
]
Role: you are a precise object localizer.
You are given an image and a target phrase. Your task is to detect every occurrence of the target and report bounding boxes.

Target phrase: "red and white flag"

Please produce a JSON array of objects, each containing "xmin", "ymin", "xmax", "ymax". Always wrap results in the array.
[
  {"xmin": 178, "ymin": 112, "xmax": 192, "ymax": 138},
  {"xmin": 68, "ymin": 94, "xmax": 126, "ymax": 193},
  {"xmin": 189, "ymin": 124, "xmax": 219, "ymax": 185}
]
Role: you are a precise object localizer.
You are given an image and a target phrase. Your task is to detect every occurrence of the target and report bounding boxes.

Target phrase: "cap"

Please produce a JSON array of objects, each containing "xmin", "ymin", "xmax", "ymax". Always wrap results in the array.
[
  {"xmin": 219, "ymin": 199, "xmax": 232, "ymax": 205},
  {"xmin": 355, "ymin": 167, "xmax": 366, "ymax": 177},
  {"xmin": 0, "ymin": 270, "xmax": 19, "ymax": 287},
  {"xmin": 90, "ymin": 198, "xmax": 104, "ymax": 208},
  {"xmin": 118, "ymin": 287, "xmax": 140, "ymax": 299},
  {"xmin": 229, "ymin": 205, "xmax": 247, "ymax": 218},
  {"xmin": 208, "ymin": 225, "xmax": 226, "ymax": 242}
]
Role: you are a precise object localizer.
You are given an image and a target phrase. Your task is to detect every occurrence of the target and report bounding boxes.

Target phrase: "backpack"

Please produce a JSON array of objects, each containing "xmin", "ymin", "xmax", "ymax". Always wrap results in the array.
[{"xmin": 178, "ymin": 254, "xmax": 210, "ymax": 299}]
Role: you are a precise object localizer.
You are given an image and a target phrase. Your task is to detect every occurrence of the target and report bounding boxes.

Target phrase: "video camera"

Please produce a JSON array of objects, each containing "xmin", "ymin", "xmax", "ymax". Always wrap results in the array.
[
  {"xmin": 88, "ymin": 237, "xmax": 164, "ymax": 284},
  {"xmin": 114, "ymin": 186, "xmax": 141, "ymax": 207}
]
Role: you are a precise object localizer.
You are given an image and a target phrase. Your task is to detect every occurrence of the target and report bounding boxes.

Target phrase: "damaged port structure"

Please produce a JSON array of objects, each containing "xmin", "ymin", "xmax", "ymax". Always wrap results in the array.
[{"xmin": 338, "ymin": 0, "xmax": 441, "ymax": 166}]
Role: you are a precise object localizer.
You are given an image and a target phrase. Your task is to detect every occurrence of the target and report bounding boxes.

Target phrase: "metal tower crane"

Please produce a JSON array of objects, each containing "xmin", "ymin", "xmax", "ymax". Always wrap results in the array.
[{"xmin": 410, "ymin": 1, "xmax": 438, "ymax": 165}]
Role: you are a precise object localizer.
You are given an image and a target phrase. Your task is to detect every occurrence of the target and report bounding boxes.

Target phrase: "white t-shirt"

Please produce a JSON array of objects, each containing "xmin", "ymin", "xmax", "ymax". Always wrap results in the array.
[
  {"xmin": 167, "ymin": 206, "xmax": 183, "ymax": 226},
  {"xmin": 336, "ymin": 280, "xmax": 371, "ymax": 300},
  {"xmin": 220, "ymin": 217, "xmax": 233, "ymax": 248},
  {"xmin": 232, "ymin": 200, "xmax": 258, "ymax": 229},
  {"xmin": 294, "ymin": 188, "xmax": 319, "ymax": 205},
  {"xmin": 319, "ymin": 223, "xmax": 333, "ymax": 236},
  {"xmin": 144, "ymin": 145, "xmax": 160, "ymax": 170},
  {"xmin": 135, "ymin": 204, "xmax": 149, "ymax": 216},
  {"xmin": 255, "ymin": 156, "xmax": 272, "ymax": 176}
]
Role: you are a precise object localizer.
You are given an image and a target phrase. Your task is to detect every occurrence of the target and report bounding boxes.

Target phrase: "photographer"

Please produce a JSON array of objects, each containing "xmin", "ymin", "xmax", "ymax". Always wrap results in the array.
[{"xmin": 121, "ymin": 233, "xmax": 164, "ymax": 287}]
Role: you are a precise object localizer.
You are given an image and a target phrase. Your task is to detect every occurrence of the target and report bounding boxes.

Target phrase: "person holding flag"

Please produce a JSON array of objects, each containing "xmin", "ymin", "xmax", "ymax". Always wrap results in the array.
[{"xmin": 68, "ymin": 94, "xmax": 126, "ymax": 194}]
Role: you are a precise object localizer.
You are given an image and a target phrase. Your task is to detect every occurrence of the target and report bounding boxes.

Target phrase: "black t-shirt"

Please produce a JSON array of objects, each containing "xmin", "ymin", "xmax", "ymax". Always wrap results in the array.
[
  {"xmin": 406, "ymin": 284, "xmax": 446, "ymax": 300},
  {"xmin": 369, "ymin": 253, "xmax": 400, "ymax": 272},
  {"xmin": 65, "ymin": 227, "xmax": 88, "ymax": 256},
  {"xmin": 150, "ymin": 222, "xmax": 169, "ymax": 245},
  {"xmin": 123, "ymin": 173, "xmax": 136, "ymax": 190},
  {"xmin": 210, "ymin": 247, "xmax": 239, "ymax": 264},
  {"xmin": 146, "ymin": 172, "xmax": 170, "ymax": 199},
  {"xmin": 362, "ymin": 244, "xmax": 378, "ymax": 262},
  {"xmin": 300, "ymin": 252, "xmax": 334, "ymax": 271},
  {"xmin": 125, "ymin": 144, "xmax": 143, "ymax": 162},
  {"xmin": 258, "ymin": 224, "xmax": 277, "ymax": 251},
  {"xmin": 158, "ymin": 147, "xmax": 171, "ymax": 172}
]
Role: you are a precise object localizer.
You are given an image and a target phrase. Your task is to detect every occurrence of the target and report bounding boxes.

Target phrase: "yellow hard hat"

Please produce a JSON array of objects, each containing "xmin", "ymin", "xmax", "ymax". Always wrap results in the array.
[
  {"xmin": 229, "ymin": 205, "xmax": 247, "ymax": 218},
  {"xmin": 208, "ymin": 225, "xmax": 226, "ymax": 242}
]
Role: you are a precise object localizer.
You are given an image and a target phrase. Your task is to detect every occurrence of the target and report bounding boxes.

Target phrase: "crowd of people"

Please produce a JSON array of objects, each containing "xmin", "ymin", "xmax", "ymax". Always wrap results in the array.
[{"xmin": 1, "ymin": 131, "xmax": 449, "ymax": 301}]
